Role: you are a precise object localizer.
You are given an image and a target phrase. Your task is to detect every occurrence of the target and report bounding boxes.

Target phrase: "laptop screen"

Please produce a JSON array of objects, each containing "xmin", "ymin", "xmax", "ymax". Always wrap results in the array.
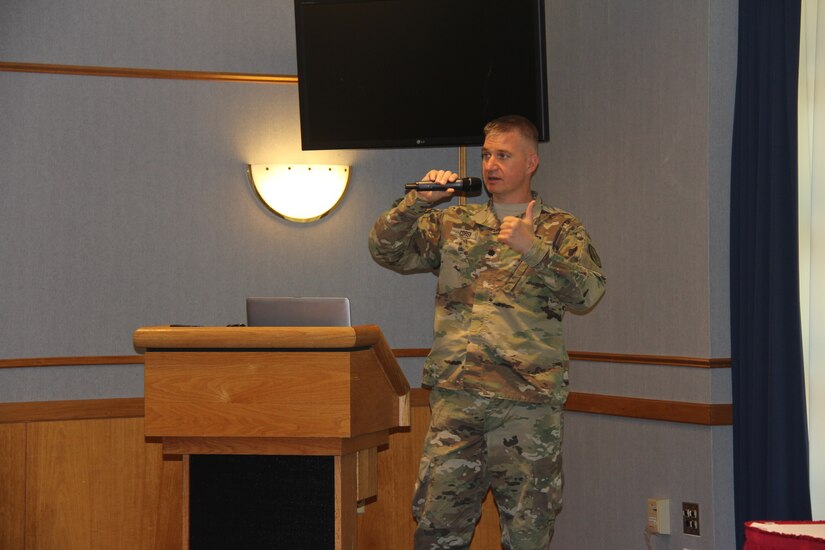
[{"xmin": 245, "ymin": 297, "xmax": 352, "ymax": 327}]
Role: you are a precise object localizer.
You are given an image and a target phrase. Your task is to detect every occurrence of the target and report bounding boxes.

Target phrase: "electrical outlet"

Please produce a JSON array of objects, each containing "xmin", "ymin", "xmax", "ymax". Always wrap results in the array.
[
  {"xmin": 647, "ymin": 498, "xmax": 671, "ymax": 534},
  {"xmin": 682, "ymin": 502, "xmax": 700, "ymax": 536}
]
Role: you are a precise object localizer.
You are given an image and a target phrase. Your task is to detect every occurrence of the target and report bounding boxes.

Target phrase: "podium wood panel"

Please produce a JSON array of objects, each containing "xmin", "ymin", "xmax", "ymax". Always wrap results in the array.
[
  {"xmin": 144, "ymin": 349, "xmax": 402, "ymax": 439},
  {"xmin": 145, "ymin": 350, "xmax": 352, "ymax": 437},
  {"xmin": 137, "ymin": 325, "xmax": 409, "ymax": 550}
]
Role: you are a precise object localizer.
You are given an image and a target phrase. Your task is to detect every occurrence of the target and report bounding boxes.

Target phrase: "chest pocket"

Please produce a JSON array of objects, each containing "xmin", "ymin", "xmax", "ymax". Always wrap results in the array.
[{"xmin": 440, "ymin": 227, "xmax": 482, "ymax": 287}]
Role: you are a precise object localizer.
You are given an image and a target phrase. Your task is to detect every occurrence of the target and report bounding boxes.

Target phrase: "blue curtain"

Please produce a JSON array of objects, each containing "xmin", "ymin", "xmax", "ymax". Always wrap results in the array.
[{"xmin": 730, "ymin": 0, "xmax": 811, "ymax": 548}]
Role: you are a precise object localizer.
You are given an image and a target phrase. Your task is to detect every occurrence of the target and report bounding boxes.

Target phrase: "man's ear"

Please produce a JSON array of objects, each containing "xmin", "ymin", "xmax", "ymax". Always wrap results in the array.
[{"xmin": 527, "ymin": 152, "xmax": 540, "ymax": 175}]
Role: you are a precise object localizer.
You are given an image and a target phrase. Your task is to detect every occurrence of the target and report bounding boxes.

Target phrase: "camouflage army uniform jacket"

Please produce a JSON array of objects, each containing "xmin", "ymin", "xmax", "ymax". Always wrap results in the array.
[{"xmin": 369, "ymin": 191, "xmax": 606, "ymax": 404}]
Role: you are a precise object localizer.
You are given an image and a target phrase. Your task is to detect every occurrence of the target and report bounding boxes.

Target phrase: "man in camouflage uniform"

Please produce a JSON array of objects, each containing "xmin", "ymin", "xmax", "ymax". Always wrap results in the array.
[{"xmin": 369, "ymin": 115, "xmax": 606, "ymax": 549}]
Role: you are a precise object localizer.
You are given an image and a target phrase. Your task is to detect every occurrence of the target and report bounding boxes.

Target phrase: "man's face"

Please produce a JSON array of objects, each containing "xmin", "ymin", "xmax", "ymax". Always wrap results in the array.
[{"xmin": 481, "ymin": 130, "xmax": 539, "ymax": 204}]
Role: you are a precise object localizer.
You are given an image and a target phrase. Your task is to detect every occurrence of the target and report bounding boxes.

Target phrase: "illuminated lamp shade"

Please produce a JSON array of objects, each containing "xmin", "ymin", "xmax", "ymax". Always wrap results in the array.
[{"xmin": 247, "ymin": 164, "xmax": 350, "ymax": 222}]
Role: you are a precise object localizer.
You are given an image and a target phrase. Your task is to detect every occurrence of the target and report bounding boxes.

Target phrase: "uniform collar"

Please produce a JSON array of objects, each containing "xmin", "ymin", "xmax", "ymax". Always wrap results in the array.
[{"xmin": 472, "ymin": 191, "xmax": 546, "ymax": 229}]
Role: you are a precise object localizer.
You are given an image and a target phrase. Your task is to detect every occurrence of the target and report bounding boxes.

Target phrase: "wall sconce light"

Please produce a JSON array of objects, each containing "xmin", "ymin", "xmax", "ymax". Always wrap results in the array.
[{"xmin": 247, "ymin": 164, "xmax": 350, "ymax": 223}]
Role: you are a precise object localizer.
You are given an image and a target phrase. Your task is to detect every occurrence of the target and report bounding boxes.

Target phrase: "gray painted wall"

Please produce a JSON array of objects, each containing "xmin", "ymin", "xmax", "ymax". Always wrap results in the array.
[{"xmin": 0, "ymin": 0, "xmax": 737, "ymax": 548}]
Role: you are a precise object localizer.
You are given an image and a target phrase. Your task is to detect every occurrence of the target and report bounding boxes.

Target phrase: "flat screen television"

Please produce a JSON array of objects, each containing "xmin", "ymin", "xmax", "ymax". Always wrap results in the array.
[{"xmin": 294, "ymin": 0, "xmax": 549, "ymax": 150}]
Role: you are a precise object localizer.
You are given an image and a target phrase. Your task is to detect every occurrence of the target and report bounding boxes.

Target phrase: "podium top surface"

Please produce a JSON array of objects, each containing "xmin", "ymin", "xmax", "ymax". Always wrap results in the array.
[
  {"xmin": 134, "ymin": 324, "xmax": 409, "ymax": 396},
  {"xmin": 135, "ymin": 324, "xmax": 376, "ymax": 350}
]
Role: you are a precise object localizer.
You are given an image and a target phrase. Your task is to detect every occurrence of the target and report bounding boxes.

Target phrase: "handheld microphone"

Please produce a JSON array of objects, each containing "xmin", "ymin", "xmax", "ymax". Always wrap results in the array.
[{"xmin": 404, "ymin": 177, "xmax": 482, "ymax": 192}]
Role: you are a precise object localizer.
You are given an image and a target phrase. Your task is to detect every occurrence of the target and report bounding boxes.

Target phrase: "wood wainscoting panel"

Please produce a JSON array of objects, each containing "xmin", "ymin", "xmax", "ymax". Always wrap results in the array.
[
  {"xmin": 357, "ymin": 407, "xmax": 426, "ymax": 547},
  {"xmin": 0, "ymin": 423, "xmax": 26, "ymax": 550},
  {"xmin": 357, "ymin": 397, "xmax": 502, "ymax": 549},
  {"xmin": 24, "ymin": 417, "xmax": 182, "ymax": 550}
]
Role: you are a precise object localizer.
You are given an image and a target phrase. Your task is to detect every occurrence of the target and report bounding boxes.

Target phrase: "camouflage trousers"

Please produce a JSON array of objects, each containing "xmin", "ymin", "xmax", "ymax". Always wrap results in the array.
[{"xmin": 412, "ymin": 387, "xmax": 564, "ymax": 550}]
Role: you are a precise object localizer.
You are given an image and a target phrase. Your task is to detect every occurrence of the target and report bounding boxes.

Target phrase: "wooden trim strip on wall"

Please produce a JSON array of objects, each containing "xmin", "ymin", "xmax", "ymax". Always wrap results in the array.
[
  {"xmin": 0, "ymin": 392, "xmax": 732, "ymax": 426},
  {"xmin": 0, "ymin": 355, "xmax": 143, "ymax": 369},
  {"xmin": 410, "ymin": 389, "xmax": 731, "ymax": 426},
  {"xmin": 568, "ymin": 351, "xmax": 731, "ymax": 369},
  {"xmin": 0, "ymin": 61, "xmax": 297, "ymax": 84},
  {"xmin": 0, "ymin": 350, "xmax": 732, "ymax": 369},
  {"xmin": 398, "ymin": 349, "xmax": 732, "ymax": 369},
  {"xmin": 392, "ymin": 348, "xmax": 432, "ymax": 358},
  {"xmin": 564, "ymin": 392, "xmax": 733, "ymax": 426},
  {"xmin": 0, "ymin": 397, "xmax": 145, "ymax": 424}
]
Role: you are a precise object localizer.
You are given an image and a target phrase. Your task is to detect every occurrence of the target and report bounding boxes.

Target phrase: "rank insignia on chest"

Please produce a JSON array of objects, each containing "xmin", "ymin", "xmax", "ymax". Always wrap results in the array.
[{"xmin": 450, "ymin": 227, "xmax": 478, "ymax": 243}]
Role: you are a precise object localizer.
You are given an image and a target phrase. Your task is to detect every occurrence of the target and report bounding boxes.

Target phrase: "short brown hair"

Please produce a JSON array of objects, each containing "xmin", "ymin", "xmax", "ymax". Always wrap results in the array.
[{"xmin": 483, "ymin": 115, "xmax": 539, "ymax": 147}]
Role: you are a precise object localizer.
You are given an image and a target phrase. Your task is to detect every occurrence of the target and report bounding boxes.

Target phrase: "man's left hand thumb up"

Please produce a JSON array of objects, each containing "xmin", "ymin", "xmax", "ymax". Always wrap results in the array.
[{"xmin": 498, "ymin": 200, "xmax": 537, "ymax": 254}]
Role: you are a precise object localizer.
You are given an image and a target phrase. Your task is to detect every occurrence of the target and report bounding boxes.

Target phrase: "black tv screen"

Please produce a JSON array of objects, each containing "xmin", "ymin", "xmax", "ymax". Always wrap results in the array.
[{"xmin": 294, "ymin": 0, "xmax": 549, "ymax": 150}]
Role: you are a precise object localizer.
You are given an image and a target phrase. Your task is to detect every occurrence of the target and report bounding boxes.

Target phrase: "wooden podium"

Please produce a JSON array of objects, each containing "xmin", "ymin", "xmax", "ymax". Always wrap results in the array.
[{"xmin": 133, "ymin": 324, "xmax": 410, "ymax": 550}]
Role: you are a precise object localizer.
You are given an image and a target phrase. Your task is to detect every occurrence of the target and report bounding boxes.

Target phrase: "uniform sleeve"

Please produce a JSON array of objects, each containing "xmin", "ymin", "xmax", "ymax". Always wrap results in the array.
[
  {"xmin": 521, "ymin": 217, "xmax": 606, "ymax": 312},
  {"xmin": 368, "ymin": 191, "xmax": 445, "ymax": 273}
]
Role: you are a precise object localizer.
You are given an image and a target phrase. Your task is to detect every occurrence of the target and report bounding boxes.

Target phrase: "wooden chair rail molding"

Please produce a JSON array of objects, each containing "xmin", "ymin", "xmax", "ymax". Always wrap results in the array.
[
  {"xmin": 0, "ymin": 61, "xmax": 297, "ymax": 84},
  {"xmin": 0, "ymin": 350, "xmax": 732, "ymax": 369},
  {"xmin": 0, "ymin": 350, "xmax": 732, "ymax": 426}
]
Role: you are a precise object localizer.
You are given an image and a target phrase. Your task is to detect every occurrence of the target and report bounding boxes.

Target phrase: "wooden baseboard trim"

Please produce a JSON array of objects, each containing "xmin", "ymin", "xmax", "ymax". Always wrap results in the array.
[{"xmin": 0, "ymin": 61, "xmax": 297, "ymax": 84}]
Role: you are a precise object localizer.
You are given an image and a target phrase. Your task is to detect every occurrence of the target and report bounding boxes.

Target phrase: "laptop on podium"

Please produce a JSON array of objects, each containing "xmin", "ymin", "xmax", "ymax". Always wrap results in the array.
[{"xmin": 245, "ymin": 297, "xmax": 352, "ymax": 327}]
